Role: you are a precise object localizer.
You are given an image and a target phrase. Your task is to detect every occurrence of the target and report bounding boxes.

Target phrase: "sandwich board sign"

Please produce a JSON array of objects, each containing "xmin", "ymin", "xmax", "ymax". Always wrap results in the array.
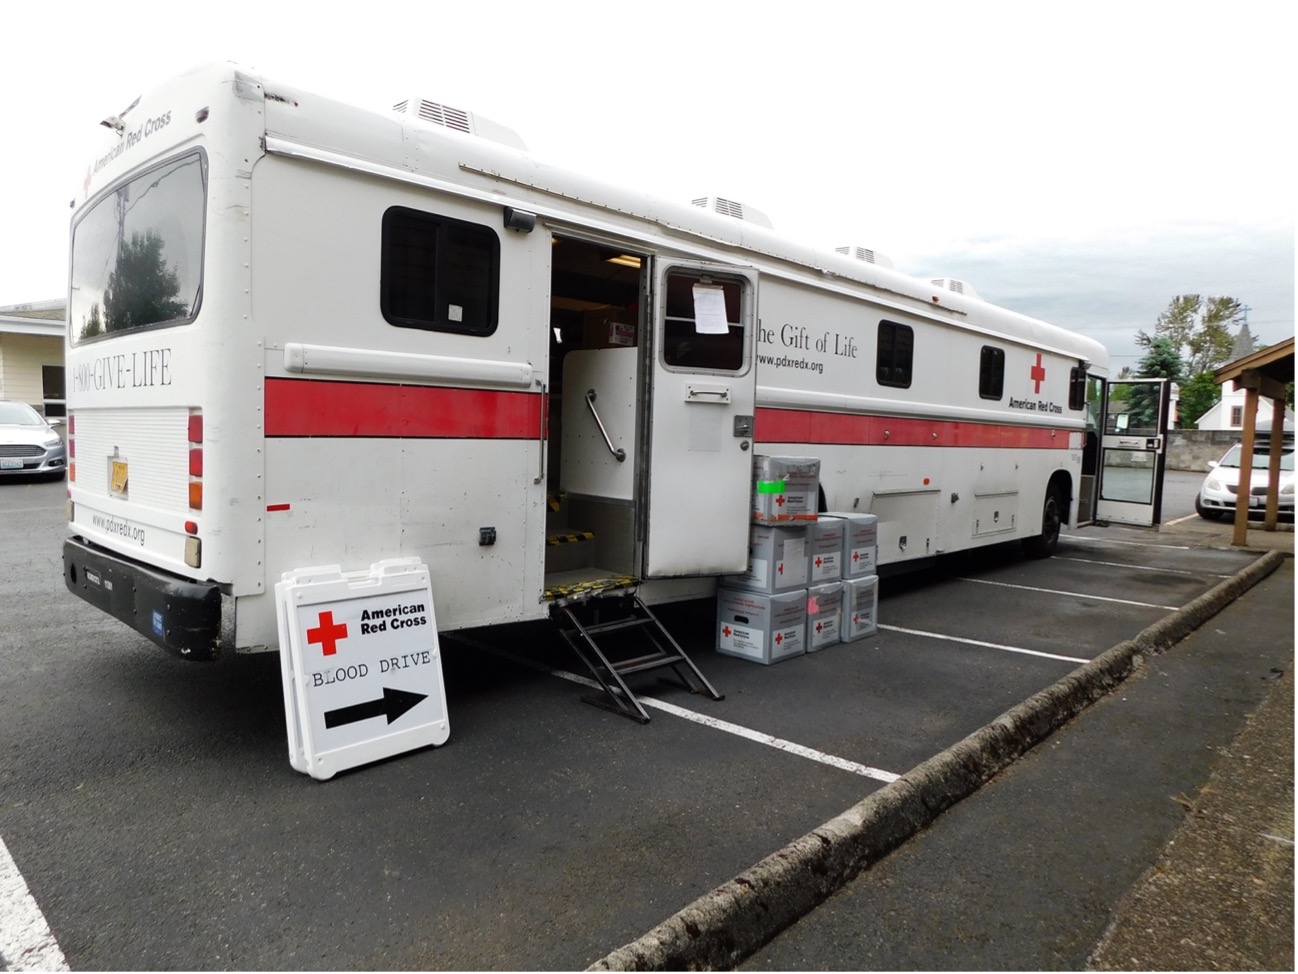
[{"xmin": 275, "ymin": 558, "xmax": 449, "ymax": 780}]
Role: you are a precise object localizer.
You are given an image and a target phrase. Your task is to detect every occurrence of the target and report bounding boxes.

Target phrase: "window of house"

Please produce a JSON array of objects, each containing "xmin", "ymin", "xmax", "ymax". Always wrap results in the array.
[
  {"xmin": 381, "ymin": 207, "xmax": 499, "ymax": 335},
  {"xmin": 876, "ymin": 320, "xmax": 913, "ymax": 388},
  {"xmin": 979, "ymin": 346, "xmax": 1005, "ymax": 399},
  {"xmin": 1230, "ymin": 405, "xmax": 1244, "ymax": 427}
]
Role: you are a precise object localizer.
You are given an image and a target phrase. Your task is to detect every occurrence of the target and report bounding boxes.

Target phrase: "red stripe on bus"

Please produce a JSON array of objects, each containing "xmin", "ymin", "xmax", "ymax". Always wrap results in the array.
[
  {"xmin": 755, "ymin": 408, "xmax": 1070, "ymax": 449},
  {"xmin": 265, "ymin": 378, "xmax": 538, "ymax": 439}
]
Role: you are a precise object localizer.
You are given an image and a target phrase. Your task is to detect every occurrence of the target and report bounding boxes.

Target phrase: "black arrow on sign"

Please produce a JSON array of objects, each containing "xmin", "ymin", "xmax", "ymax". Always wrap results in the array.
[{"xmin": 324, "ymin": 687, "xmax": 428, "ymax": 729}]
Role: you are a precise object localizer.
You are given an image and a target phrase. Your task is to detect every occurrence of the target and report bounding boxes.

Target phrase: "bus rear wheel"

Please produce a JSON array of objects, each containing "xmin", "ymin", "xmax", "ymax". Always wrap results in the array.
[{"xmin": 1023, "ymin": 484, "xmax": 1063, "ymax": 558}]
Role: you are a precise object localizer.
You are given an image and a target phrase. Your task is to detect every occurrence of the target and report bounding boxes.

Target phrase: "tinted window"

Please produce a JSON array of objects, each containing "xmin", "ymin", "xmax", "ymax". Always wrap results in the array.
[
  {"xmin": 1069, "ymin": 366, "xmax": 1087, "ymax": 410},
  {"xmin": 876, "ymin": 320, "xmax": 913, "ymax": 388},
  {"xmin": 979, "ymin": 346, "xmax": 1005, "ymax": 399},
  {"xmin": 381, "ymin": 207, "xmax": 499, "ymax": 335},
  {"xmin": 70, "ymin": 151, "xmax": 207, "ymax": 344}
]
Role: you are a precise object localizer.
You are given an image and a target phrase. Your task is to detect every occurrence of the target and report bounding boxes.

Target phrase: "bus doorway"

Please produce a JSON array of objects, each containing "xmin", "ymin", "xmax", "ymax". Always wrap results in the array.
[
  {"xmin": 1094, "ymin": 377, "xmax": 1172, "ymax": 527},
  {"xmin": 544, "ymin": 238, "xmax": 757, "ymax": 593}
]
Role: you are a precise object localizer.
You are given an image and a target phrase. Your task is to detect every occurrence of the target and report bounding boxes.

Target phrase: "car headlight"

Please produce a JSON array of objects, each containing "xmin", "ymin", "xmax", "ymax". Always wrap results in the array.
[
  {"xmin": 1206, "ymin": 477, "xmax": 1223, "ymax": 491},
  {"xmin": 1283, "ymin": 483, "xmax": 1294, "ymax": 496},
  {"xmin": 43, "ymin": 433, "xmax": 62, "ymax": 447}
]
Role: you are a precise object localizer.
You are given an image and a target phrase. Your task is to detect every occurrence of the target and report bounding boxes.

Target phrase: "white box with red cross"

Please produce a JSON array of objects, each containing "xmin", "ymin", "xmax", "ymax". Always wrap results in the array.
[{"xmin": 716, "ymin": 587, "xmax": 807, "ymax": 664}]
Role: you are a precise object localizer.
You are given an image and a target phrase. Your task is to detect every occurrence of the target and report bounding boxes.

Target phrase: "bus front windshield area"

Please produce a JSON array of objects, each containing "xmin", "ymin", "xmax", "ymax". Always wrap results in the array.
[{"xmin": 70, "ymin": 151, "xmax": 206, "ymax": 344}]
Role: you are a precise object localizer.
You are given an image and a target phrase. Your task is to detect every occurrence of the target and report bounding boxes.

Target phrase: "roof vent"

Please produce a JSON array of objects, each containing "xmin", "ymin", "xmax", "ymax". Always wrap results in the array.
[
  {"xmin": 392, "ymin": 98, "xmax": 527, "ymax": 150},
  {"xmin": 691, "ymin": 196, "xmax": 774, "ymax": 229},
  {"xmin": 930, "ymin": 277, "xmax": 980, "ymax": 300},
  {"xmin": 835, "ymin": 245, "xmax": 894, "ymax": 269}
]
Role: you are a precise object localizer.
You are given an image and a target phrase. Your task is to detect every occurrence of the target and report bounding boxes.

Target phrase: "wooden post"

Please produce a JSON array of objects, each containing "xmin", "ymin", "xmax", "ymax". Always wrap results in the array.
[
  {"xmin": 1232, "ymin": 387, "xmax": 1259, "ymax": 547},
  {"xmin": 1264, "ymin": 397, "xmax": 1284, "ymax": 531}
]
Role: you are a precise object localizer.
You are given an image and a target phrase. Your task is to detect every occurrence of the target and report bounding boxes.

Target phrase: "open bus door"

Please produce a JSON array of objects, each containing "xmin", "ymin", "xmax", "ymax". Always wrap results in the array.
[
  {"xmin": 1094, "ymin": 377, "xmax": 1172, "ymax": 527},
  {"xmin": 643, "ymin": 260, "xmax": 758, "ymax": 577}
]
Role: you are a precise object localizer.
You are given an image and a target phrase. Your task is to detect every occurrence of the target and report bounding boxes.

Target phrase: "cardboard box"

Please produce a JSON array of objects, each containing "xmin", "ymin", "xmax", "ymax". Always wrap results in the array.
[
  {"xmin": 806, "ymin": 581, "xmax": 843, "ymax": 651},
  {"xmin": 808, "ymin": 518, "xmax": 845, "ymax": 583},
  {"xmin": 716, "ymin": 588, "xmax": 807, "ymax": 664},
  {"xmin": 778, "ymin": 456, "xmax": 821, "ymax": 521},
  {"xmin": 581, "ymin": 309, "xmax": 636, "ymax": 348},
  {"xmin": 823, "ymin": 511, "xmax": 879, "ymax": 577},
  {"xmin": 751, "ymin": 455, "xmax": 789, "ymax": 523},
  {"xmin": 721, "ymin": 524, "xmax": 809, "ymax": 594},
  {"xmin": 841, "ymin": 574, "xmax": 879, "ymax": 642}
]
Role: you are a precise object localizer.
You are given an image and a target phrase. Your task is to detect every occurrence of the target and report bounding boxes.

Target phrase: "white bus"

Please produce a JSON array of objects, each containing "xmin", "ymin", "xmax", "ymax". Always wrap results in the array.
[{"xmin": 63, "ymin": 63, "xmax": 1108, "ymax": 664}]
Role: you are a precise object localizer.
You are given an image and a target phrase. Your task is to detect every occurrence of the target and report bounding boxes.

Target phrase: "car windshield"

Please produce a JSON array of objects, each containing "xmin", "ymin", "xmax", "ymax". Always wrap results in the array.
[
  {"xmin": 1219, "ymin": 444, "xmax": 1296, "ymax": 472},
  {"xmin": 0, "ymin": 402, "xmax": 44, "ymax": 426}
]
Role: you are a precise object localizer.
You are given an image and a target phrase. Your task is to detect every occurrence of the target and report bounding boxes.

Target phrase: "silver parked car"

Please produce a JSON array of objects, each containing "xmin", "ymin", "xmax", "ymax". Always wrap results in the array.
[
  {"xmin": 0, "ymin": 400, "xmax": 67, "ymax": 480},
  {"xmin": 1196, "ymin": 440, "xmax": 1295, "ymax": 520}
]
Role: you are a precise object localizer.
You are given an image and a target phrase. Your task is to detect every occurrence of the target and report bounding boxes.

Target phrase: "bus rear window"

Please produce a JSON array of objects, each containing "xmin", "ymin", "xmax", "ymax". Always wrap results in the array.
[{"xmin": 70, "ymin": 151, "xmax": 206, "ymax": 344}]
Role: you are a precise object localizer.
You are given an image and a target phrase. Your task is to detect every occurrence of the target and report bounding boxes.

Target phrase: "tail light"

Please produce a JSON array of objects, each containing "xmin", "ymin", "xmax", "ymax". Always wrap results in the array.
[{"xmin": 185, "ymin": 411, "xmax": 202, "ymax": 568}]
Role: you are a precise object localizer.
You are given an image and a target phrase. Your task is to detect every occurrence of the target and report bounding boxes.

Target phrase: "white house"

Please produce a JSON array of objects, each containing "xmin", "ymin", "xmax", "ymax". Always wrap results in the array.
[
  {"xmin": 1195, "ymin": 388, "xmax": 1294, "ymax": 432},
  {"xmin": 0, "ymin": 299, "xmax": 66, "ymax": 416}
]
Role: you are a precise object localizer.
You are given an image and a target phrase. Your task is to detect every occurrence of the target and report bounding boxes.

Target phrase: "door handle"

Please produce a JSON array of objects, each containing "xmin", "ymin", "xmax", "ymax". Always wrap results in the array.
[{"xmin": 686, "ymin": 384, "xmax": 731, "ymax": 403}]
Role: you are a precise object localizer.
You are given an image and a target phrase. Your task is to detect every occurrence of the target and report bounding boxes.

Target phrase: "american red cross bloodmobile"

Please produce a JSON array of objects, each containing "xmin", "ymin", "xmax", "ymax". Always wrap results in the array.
[{"xmin": 62, "ymin": 64, "xmax": 1110, "ymax": 689}]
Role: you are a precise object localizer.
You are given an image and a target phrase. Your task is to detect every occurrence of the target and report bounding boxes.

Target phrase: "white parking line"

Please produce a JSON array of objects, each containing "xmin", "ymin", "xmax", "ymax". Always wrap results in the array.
[
  {"xmin": 451, "ymin": 637, "xmax": 900, "ymax": 783},
  {"xmin": 953, "ymin": 576, "xmax": 1179, "ymax": 611},
  {"xmin": 1064, "ymin": 534, "xmax": 1193, "ymax": 550},
  {"xmin": 0, "ymin": 835, "xmax": 68, "ymax": 972},
  {"xmin": 878, "ymin": 625, "xmax": 1089, "ymax": 664},
  {"xmin": 1056, "ymin": 555, "xmax": 1233, "ymax": 579}
]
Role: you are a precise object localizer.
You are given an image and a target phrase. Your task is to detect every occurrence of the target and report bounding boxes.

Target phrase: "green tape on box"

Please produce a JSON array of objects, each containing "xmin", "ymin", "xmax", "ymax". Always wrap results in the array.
[{"xmin": 755, "ymin": 479, "xmax": 787, "ymax": 494}]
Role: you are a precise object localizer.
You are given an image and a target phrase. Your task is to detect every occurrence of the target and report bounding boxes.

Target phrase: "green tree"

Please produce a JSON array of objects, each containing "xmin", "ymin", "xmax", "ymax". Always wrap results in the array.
[
  {"xmin": 1127, "ymin": 337, "xmax": 1184, "ymax": 428},
  {"xmin": 103, "ymin": 230, "xmax": 187, "ymax": 333},
  {"xmin": 1136, "ymin": 294, "xmax": 1241, "ymax": 375},
  {"xmin": 1177, "ymin": 370, "xmax": 1220, "ymax": 427}
]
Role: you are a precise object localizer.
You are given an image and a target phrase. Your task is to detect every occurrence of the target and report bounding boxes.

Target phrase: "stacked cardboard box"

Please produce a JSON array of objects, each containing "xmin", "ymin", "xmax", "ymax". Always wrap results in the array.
[{"xmin": 719, "ymin": 456, "xmax": 882, "ymax": 662}]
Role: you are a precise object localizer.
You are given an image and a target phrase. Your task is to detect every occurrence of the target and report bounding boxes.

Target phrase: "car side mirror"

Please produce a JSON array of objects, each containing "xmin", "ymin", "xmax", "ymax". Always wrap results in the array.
[{"xmin": 1207, "ymin": 460, "xmax": 1217, "ymax": 470}]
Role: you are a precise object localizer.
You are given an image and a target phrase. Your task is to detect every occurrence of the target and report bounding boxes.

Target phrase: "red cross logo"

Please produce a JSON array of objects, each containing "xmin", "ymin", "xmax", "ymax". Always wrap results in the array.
[
  {"xmin": 852, "ymin": 551, "xmax": 860, "ymax": 563},
  {"xmin": 815, "ymin": 557, "xmax": 823, "ymax": 568},
  {"xmin": 307, "ymin": 610, "xmax": 349, "ymax": 656},
  {"xmin": 775, "ymin": 632, "xmax": 784, "ymax": 644},
  {"xmin": 1030, "ymin": 353, "xmax": 1046, "ymax": 394},
  {"xmin": 722, "ymin": 625, "xmax": 732, "ymax": 638},
  {"xmin": 775, "ymin": 494, "xmax": 786, "ymax": 508}
]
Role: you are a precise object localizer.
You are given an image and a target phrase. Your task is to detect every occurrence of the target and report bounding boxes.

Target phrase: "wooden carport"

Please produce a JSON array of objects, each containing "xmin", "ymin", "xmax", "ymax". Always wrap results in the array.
[{"xmin": 1213, "ymin": 337, "xmax": 1295, "ymax": 545}]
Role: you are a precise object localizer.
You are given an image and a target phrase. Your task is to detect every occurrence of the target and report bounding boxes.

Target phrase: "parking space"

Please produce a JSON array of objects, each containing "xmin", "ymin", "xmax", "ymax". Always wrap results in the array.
[{"xmin": 0, "ymin": 478, "xmax": 1271, "ymax": 971}]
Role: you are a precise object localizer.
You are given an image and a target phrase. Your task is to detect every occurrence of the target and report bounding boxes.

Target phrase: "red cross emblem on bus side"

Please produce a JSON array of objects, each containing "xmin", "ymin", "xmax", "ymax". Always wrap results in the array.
[
  {"xmin": 307, "ymin": 610, "xmax": 349, "ymax": 656},
  {"xmin": 1030, "ymin": 353, "xmax": 1046, "ymax": 394}
]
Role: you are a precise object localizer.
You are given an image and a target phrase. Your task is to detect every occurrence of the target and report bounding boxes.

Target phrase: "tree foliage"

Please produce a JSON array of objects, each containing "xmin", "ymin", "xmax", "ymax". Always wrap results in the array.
[
  {"xmin": 102, "ymin": 230, "xmax": 188, "ymax": 333},
  {"xmin": 1136, "ymin": 294, "xmax": 1242, "ymax": 376},
  {"xmin": 1177, "ymin": 371, "xmax": 1221, "ymax": 428},
  {"xmin": 1125, "ymin": 337, "xmax": 1184, "ymax": 428}
]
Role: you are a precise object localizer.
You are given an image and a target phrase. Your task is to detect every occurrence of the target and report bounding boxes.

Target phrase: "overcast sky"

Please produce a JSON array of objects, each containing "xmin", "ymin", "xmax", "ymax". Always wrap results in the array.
[{"xmin": 2, "ymin": 1, "xmax": 1292, "ymax": 374}]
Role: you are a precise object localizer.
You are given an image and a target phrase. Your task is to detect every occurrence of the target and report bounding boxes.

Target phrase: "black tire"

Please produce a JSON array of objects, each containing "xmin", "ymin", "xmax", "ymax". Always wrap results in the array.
[
  {"xmin": 1195, "ymin": 496, "xmax": 1224, "ymax": 521},
  {"xmin": 1023, "ymin": 484, "xmax": 1063, "ymax": 558}
]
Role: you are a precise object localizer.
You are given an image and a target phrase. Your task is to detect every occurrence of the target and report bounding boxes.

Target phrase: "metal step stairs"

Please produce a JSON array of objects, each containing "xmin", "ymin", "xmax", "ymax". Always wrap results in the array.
[{"xmin": 553, "ymin": 594, "xmax": 723, "ymax": 723}]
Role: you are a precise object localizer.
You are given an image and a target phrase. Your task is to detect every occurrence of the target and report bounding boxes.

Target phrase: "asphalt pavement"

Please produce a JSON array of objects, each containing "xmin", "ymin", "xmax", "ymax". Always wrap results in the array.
[
  {"xmin": 595, "ymin": 514, "xmax": 1294, "ymax": 970},
  {"xmin": 1, "ymin": 472, "xmax": 1292, "ymax": 972}
]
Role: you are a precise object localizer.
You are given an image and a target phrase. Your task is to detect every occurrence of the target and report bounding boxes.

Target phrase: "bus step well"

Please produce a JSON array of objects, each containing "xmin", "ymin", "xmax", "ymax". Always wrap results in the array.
[{"xmin": 553, "ymin": 595, "xmax": 723, "ymax": 723}]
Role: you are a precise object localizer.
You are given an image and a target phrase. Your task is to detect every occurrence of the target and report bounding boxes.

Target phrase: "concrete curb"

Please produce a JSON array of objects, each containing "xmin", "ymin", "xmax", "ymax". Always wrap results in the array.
[{"xmin": 588, "ymin": 549, "xmax": 1287, "ymax": 971}]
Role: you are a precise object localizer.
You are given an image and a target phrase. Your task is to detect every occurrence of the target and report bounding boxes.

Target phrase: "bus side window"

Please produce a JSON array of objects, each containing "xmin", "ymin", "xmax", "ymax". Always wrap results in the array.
[
  {"xmin": 380, "ymin": 206, "xmax": 500, "ymax": 336},
  {"xmin": 979, "ymin": 345, "xmax": 1005, "ymax": 400},
  {"xmin": 877, "ymin": 320, "xmax": 913, "ymax": 388}
]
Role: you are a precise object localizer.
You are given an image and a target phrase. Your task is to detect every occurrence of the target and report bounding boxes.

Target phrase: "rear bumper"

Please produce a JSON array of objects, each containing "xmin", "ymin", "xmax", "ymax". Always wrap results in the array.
[{"xmin": 63, "ymin": 537, "xmax": 228, "ymax": 661}]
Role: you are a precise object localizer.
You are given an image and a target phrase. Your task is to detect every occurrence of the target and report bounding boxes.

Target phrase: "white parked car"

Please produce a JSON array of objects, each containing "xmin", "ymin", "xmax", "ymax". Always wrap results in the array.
[
  {"xmin": 1196, "ymin": 440, "xmax": 1295, "ymax": 520},
  {"xmin": 0, "ymin": 400, "xmax": 67, "ymax": 480}
]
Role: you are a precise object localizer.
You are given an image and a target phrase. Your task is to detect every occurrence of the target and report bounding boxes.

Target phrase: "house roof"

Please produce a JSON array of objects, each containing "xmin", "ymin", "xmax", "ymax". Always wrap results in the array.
[
  {"xmin": 0, "ymin": 300, "xmax": 66, "ymax": 338},
  {"xmin": 1214, "ymin": 336, "xmax": 1294, "ymax": 392}
]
